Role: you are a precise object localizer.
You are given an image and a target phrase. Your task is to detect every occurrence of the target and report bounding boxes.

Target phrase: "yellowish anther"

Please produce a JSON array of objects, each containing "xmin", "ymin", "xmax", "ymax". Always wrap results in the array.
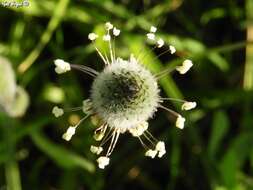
[
  {"xmin": 105, "ymin": 22, "xmax": 113, "ymax": 30},
  {"xmin": 145, "ymin": 149, "xmax": 157, "ymax": 159},
  {"xmin": 88, "ymin": 33, "xmax": 98, "ymax": 41},
  {"xmin": 150, "ymin": 26, "xmax": 157, "ymax": 33},
  {"xmin": 62, "ymin": 126, "xmax": 76, "ymax": 141},
  {"xmin": 90, "ymin": 145, "xmax": 103, "ymax": 155},
  {"xmin": 97, "ymin": 156, "xmax": 110, "ymax": 169},
  {"xmin": 175, "ymin": 115, "xmax": 185, "ymax": 129},
  {"xmin": 169, "ymin": 45, "xmax": 176, "ymax": 54},
  {"xmin": 181, "ymin": 101, "xmax": 197, "ymax": 110},
  {"xmin": 157, "ymin": 38, "xmax": 164, "ymax": 48},
  {"xmin": 93, "ymin": 131, "xmax": 105, "ymax": 141},
  {"xmin": 176, "ymin": 59, "xmax": 193, "ymax": 74},
  {"xmin": 54, "ymin": 59, "xmax": 71, "ymax": 74},
  {"xmin": 113, "ymin": 27, "xmax": 120, "ymax": 36},
  {"xmin": 155, "ymin": 141, "xmax": 166, "ymax": 158},
  {"xmin": 128, "ymin": 121, "xmax": 148, "ymax": 137},
  {"xmin": 146, "ymin": 33, "xmax": 155, "ymax": 40},
  {"xmin": 52, "ymin": 106, "xmax": 64, "ymax": 117}
]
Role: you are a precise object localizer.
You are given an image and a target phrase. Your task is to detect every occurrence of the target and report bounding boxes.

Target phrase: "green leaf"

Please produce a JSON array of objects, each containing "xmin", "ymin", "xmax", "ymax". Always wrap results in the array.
[
  {"xmin": 208, "ymin": 111, "xmax": 229, "ymax": 158},
  {"xmin": 30, "ymin": 132, "xmax": 95, "ymax": 173},
  {"xmin": 219, "ymin": 149, "xmax": 237, "ymax": 189},
  {"xmin": 207, "ymin": 52, "xmax": 229, "ymax": 72}
]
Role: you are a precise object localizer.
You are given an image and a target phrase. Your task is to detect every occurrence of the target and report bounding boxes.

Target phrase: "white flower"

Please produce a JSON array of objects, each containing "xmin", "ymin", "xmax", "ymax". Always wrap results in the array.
[
  {"xmin": 105, "ymin": 22, "xmax": 113, "ymax": 30},
  {"xmin": 90, "ymin": 145, "xmax": 103, "ymax": 155},
  {"xmin": 52, "ymin": 106, "xmax": 64, "ymax": 117},
  {"xmin": 155, "ymin": 141, "xmax": 166, "ymax": 158},
  {"xmin": 128, "ymin": 122, "xmax": 148, "ymax": 137},
  {"xmin": 145, "ymin": 149, "xmax": 157, "ymax": 159},
  {"xmin": 157, "ymin": 38, "xmax": 164, "ymax": 48},
  {"xmin": 97, "ymin": 156, "xmax": 110, "ymax": 169},
  {"xmin": 103, "ymin": 34, "xmax": 111, "ymax": 41},
  {"xmin": 181, "ymin": 101, "xmax": 197, "ymax": 110},
  {"xmin": 176, "ymin": 59, "xmax": 193, "ymax": 74},
  {"xmin": 54, "ymin": 59, "xmax": 71, "ymax": 74},
  {"xmin": 146, "ymin": 33, "xmax": 155, "ymax": 40},
  {"xmin": 113, "ymin": 27, "xmax": 120, "ymax": 36},
  {"xmin": 175, "ymin": 115, "xmax": 185, "ymax": 129},
  {"xmin": 62, "ymin": 126, "xmax": 76, "ymax": 141},
  {"xmin": 150, "ymin": 26, "xmax": 157, "ymax": 33},
  {"xmin": 88, "ymin": 33, "xmax": 98, "ymax": 41},
  {"xmin": 169, "ymin": 45, "xmax": 176, "ymax": 54}
]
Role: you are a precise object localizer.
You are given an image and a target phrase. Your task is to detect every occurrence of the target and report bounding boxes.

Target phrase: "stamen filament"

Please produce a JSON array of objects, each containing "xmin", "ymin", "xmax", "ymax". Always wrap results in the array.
[
  {"xmin": 159, "ymin": 104, "xmax": 180, "ymax": 117},
  {"xmin": 137, "ymin": 136, "xmax": 149, "ymax": 150}
]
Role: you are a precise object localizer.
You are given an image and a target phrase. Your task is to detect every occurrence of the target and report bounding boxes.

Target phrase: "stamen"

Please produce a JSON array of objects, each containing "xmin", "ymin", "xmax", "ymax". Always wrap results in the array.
[
  {"xmin": 145, "ymin": 130, "xmax": 159, "ymax": 143},
  {"xmin": 99, "ymin": 127, "xmax": 113, "ymax": 146},
  {"xmin": 93, "ymin": 45, "xmax": 108, "ymax": 65},
  {"xmin": 107, "ymin": 130, "xmax": 120, "ymax": 156},
  {"xmin": 158, "ymin": 104, "xmax": 180, "ymax": 117},
  {"xmin": 137, "ymin": 136, "xmax": 149, "ymax": 150},
  {"xmin": 94, "ymin": 124, "xmax": 108, "ymax": 141},
  {"xmin": 106, "ymin": 130, "xmax": 116, "ymax": 156},
  {"xmin": 143, "ymin": 132, "xmax": 156, "ymax": 146},
  {"xmin": 70, "ymin": 64, "xmax": 98, "ymax": 77}
]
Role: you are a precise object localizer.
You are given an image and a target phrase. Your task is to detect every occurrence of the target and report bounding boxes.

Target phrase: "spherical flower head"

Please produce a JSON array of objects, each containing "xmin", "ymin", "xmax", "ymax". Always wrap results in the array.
[
  {"xmin": 54, "ymin": 59, "xmax": 71, "ymax": 74},
  {"xmin": 97, "ymin": 156, "xmax": 110, "ymax": 169},
  {"xmin": 91, "ymin": 56, "xmax": 160, "ymax": 130}
]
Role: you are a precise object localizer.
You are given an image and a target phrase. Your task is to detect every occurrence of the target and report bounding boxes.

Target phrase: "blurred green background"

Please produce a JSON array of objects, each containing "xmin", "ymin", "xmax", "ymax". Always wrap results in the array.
[{"xmin": 0, "ymin": 0, "xmax": 253, "ymax": 189}]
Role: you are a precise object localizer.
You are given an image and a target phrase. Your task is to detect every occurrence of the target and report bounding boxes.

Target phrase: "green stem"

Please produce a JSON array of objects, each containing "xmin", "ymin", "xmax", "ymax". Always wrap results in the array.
[
  {"xmin": 5, "ymin": 160, "xmax": 22, "ymax": 190},
  {"xmin": 18, "ymin": 0, "xmax": 70, "ymax": 73},
  {"xmin": 209, "ymin": 41, "xmax": 253, "ymax": 53},
  {"xmin": 1, "ymin": 116, "xmax": 22, "ymax": 190}
]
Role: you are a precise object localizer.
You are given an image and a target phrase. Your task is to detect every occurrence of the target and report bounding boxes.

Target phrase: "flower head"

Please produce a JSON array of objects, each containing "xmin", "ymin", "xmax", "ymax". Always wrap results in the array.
[{"xmin": 52, "ymin": 23, "xmax": 196, "ymax": 169}]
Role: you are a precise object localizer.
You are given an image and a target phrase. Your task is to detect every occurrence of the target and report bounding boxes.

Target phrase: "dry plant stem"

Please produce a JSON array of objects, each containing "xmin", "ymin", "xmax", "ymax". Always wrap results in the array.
[
  {"xmin": 243, "ymin": 0, "xmax": 253, "ymax": 90},
  {"xmin": 18, "ymin": 0, "xmax": 70, "ymax": 74}
]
